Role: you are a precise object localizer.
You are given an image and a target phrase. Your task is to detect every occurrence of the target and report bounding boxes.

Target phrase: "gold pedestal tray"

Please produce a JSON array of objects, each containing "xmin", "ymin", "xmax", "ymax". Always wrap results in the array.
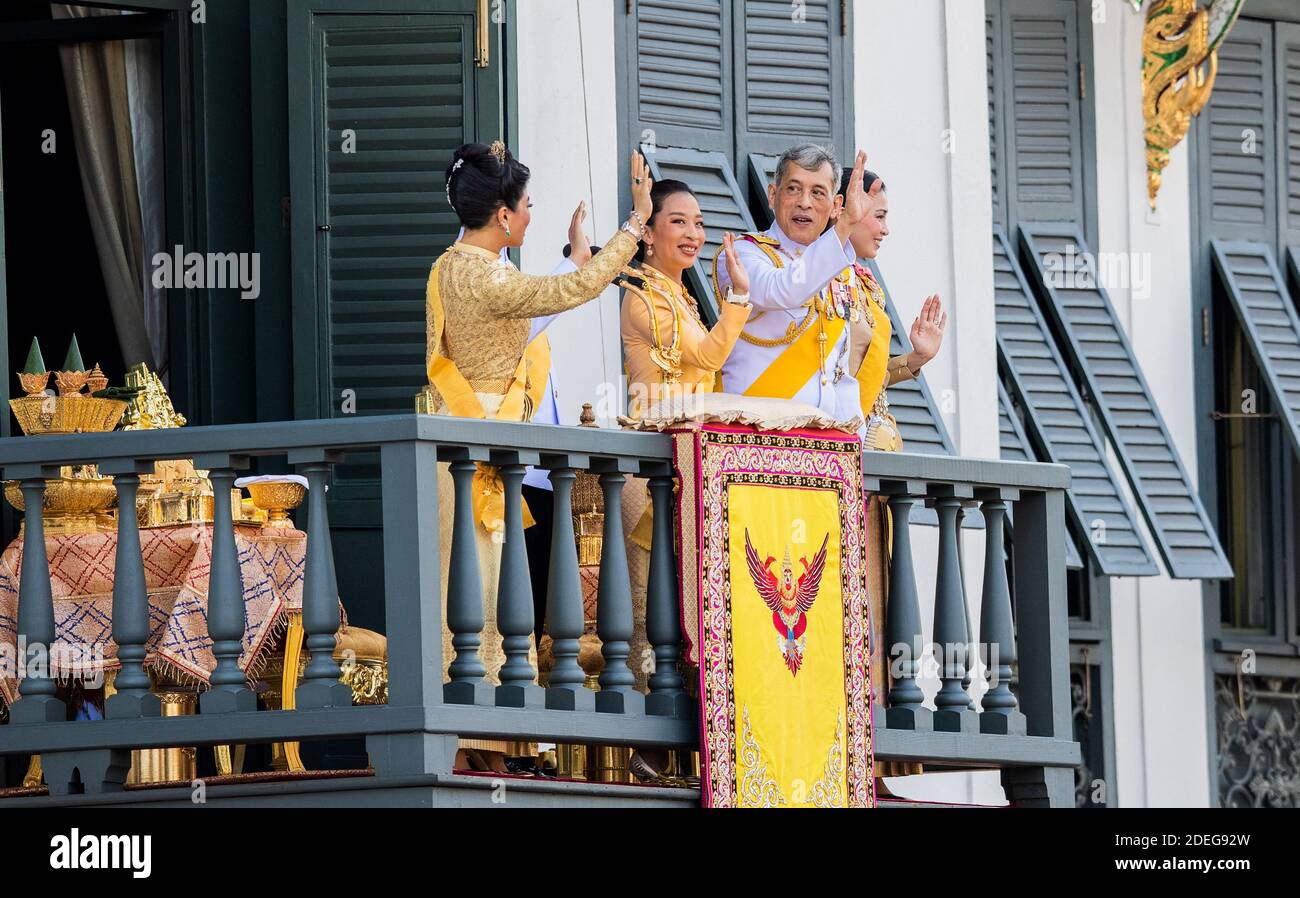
[
  {"xmin": 8, "ymin": 394, "xmax": 126, "ymax": 436},
  {"xmin": 3, "ymin": 466, "xmax": 118, "ymax": 536}
]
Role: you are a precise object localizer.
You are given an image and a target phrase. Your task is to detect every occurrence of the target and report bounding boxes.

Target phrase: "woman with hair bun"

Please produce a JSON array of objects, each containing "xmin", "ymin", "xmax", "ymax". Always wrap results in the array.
[{"xmin": 427, "ymin": 142, "xmax": 652, "ymax": 773}]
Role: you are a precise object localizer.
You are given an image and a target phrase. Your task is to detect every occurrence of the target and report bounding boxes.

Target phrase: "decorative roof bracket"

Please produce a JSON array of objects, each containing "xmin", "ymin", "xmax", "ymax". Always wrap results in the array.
[{"xmin": 1139, "ymin": 0, "xmax": 1244, "ymax": 209}]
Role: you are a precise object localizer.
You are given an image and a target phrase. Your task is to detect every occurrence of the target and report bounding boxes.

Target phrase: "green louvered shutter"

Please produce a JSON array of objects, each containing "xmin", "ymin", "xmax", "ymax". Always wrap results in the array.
[
  {"xmin": 865, "ymin": 260, "xmax": 956, "ymax": 456},
  {"xmin": 1211, "ymin": 241, "xmax": 1300, "ymax": 464},
  {"xmin": 1199, "ymin": 19, "xmax": 1275, "ymax": 245},
  {"xmin": 993, "ymin": 228, "xmax": 1156, "ymax": 576},
  {"xmin": 1001, "ymin": 0, "xmax": 1084, "ymax": 227},
  {"xmin": 1277, "ymin": 23, "xmax": 1300, "ymax": 249},
  {"xmin": 289, "ymin": 1, "xmax": 499, "ymax": 520},
  {"xmin": 998, "ymin": 380, "xmax": 1083, "ymax": 569},
  {"xmin": 1020, "ymin": 224, "xmax": 1232, "ymax": 579},
  {"xmin": 626, "ymin": 0, "xmax": 731, "ymax": 157},
  {"xmin": 642, "ymin": 146, "xmax": 754, "ymax": 324},
  {"xmin": 734, "ymin": 0, "xmax": 850, "ymax": 163}
]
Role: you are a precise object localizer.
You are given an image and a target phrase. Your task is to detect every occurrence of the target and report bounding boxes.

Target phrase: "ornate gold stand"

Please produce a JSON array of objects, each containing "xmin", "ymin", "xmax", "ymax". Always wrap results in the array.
[
  {"xmin": 126, "ymin": 691, "xmax": 198, "ymax": 785},
  {"xmin": 106, "ymin": 671, "xmax": 201, "ymax": 785},
  {"xmin": 263, "ymin": 609, "xmax": 307, "ymax": 773}
]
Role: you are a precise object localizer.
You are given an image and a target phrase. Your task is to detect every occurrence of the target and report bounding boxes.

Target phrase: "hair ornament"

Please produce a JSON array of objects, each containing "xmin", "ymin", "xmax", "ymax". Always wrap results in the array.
[
  {"xmin": 489, "ymin": 139, "xmax": 508, "ymax": 163},
  {"xmin": 445, "ymin": 158, "xmax": 466, "ymax": 208}
]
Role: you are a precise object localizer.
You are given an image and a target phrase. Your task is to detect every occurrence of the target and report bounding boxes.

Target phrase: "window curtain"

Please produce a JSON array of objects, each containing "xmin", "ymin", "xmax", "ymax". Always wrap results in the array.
[{"xmin": 52, "ymin": 4, "xmax": 167, "ymax": 376}]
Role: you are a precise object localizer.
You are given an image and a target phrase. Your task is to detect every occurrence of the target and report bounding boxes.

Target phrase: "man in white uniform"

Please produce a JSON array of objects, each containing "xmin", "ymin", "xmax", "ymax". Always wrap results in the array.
[{"xmin": 714, "ymin": 144, "xmax": 876, "ymax": 426}]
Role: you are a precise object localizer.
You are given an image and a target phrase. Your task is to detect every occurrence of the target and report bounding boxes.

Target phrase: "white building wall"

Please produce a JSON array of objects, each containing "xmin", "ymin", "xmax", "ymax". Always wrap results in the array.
[
  {"xmin": 515, "ymin": 0, "xmax": 622, "ymax": 424},
  {"xmin": 1090, "ymin": 1, "xmax": 1211, "ymax": 808}
]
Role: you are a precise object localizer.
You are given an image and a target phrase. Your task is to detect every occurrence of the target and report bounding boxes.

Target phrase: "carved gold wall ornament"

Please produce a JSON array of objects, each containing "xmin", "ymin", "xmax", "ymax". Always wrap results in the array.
[{"xmin": 1142, "ymin": 0, "xmax": 1244, "ymax": 209}]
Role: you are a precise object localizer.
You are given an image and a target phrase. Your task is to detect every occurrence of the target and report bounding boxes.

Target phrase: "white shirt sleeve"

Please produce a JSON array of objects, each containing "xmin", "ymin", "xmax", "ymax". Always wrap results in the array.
[{"xmin": 734, "ymin": 228, "xmax": 856, "ymax": 312}]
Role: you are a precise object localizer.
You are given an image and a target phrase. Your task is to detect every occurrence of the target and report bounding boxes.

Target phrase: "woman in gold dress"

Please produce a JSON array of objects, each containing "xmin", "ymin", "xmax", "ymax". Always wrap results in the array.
[
  {"xmin": 840, "ymin": 169, "xmax": 946, "ymax": 782},
  {"xmin": 427, "ymin": 142, "xmax": 653, "ymax": 771},
  {"xmin": 620, "ymin": 181, "xmax": 753, "ymax": 419},
  {"xmin": 617, "ymin": 180, "xmax": 750, "ymax": 782}
]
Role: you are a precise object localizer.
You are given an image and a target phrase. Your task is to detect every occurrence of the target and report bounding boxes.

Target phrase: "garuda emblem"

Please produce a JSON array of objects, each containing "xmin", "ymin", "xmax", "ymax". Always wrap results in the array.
[{"xmin": 744, "ymin": 531, "xmax": 829, "ymax": 676}]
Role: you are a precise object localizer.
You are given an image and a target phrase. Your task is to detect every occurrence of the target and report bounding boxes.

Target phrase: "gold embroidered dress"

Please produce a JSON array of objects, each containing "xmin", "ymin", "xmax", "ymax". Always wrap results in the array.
[
  {"xmin": 426, "ymin": 231, "xmax": 638, "ymax": 707},
  {"xmin": 618, "ymin": 263, "xmax": 750, "ymax": 691}
]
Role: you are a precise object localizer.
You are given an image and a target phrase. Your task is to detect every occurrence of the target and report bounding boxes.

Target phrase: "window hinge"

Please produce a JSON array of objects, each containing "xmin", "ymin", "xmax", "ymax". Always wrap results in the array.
[
  {"xmin": 476, "ymin": 0, "xmax": 490, "ymax": 68},
  {"xmin": 1078, "ymin": 62, "xmax": 1086, "ymax": 99},
  {"xmin": 627, "ymin": 0, "xmax": 633, "ymax": 13},
  {"xmin": 1202, "ymin": 307, "xmax": 1210, "ymax": 346},
  {"xmin": 281, "ymin": 196, "xmax": 291, "ymax": 230},
  {"xmin": 841, "ymin": 0, "xmax": 848, "ymax": 36}
]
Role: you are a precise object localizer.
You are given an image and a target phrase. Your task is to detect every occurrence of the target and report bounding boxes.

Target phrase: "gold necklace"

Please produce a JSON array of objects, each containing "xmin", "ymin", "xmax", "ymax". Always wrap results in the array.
[{"xmin": 620, "ymin": 265, "xmax": 685, "ymax": 384}]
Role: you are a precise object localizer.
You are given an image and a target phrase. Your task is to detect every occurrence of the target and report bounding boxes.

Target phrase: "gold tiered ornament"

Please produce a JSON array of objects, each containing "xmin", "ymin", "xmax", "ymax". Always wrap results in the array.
[
  {"xmin": 4, "ymin": 337, "xmax": 126, "ymax": 536},
  {"xmin": 119, "ymin": 362, "xmax": 265, "ymax": 528}
]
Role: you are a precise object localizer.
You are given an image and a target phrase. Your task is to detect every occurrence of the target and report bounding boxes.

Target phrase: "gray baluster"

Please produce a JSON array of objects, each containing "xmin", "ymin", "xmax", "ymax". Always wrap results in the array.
[
  {"xmin": 100, "ymin": 464, "xmax": 160, "ymax": 718},
  {"xmin": 645, "ymin": 469, "xmax": 689, "ymax": 718},
  {"xmin": 595, "ymin": 469, "xmax": 644, "ymax": 715},
  {"xmin": 444, "ymin": 458, "xmax": 492, "ymax": 705},
  {"xmin": 881, "ymin": 484, "xmax": 930, "ymax": 731},
  {"xmin": 932, "ymin": 487, "xmax": 977, "ymax": 733},
  {"xmin": 495, "ymin": 459, "xmax": 544, "ymax": 708},
  {"xmin": 197, "ymin": 460, "xmax": 256, "ymax": 713},
  {"xmin": 978, "ymin": 488, "xmax": 1027, "ymax": 735},
  {"xmin": 294, "ymin": 457, "xmax": 352, "ymax": 709},
  {"xmin": 957, "ymin": 505, "xmax": 977, "ymax": 708},
  {"xmin": 544, "ymin": 465, "xmax": 594, "ymax": 711},
  {"xmin": 10, "ymin": 472, "xmax": 64, "ymax": 723}
]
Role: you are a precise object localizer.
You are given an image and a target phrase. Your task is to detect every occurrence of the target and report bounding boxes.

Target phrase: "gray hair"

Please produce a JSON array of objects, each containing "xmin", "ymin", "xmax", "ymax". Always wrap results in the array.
[{"xmin": 774, "ymin": 143, "xmax": 841, "ymax": 188}]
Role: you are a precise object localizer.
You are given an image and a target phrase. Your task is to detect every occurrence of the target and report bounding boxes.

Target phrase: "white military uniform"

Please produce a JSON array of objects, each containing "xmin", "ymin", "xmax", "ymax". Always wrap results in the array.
[{"xmin": 715, "ymin": 222, "xmax": 865, "ymax": 428}]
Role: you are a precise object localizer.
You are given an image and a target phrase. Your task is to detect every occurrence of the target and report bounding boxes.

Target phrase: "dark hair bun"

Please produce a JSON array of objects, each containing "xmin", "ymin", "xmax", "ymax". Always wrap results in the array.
[
  {"xmin": 445, "ymin": 142, "xmax": 531, "ymax": 230},
  {"xmin": 839, "ymin": 168, "xmax": 885, "ymax": 197}
]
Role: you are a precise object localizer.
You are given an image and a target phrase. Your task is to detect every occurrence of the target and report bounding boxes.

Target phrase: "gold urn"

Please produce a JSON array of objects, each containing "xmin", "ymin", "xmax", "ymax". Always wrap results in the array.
[
  {"xmin": 243, "ymin": 480, "xmax": 307, "ymax": 530},
  {"xmin": 3, "ymin": 466, "xmax": 118, "ymax": 536}
]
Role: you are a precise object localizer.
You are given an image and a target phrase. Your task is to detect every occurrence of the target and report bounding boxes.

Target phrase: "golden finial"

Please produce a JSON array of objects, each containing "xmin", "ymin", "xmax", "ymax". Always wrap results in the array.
[{"xmin": 489, "ymin": 139, "xmax": 508, "ymax": 163}]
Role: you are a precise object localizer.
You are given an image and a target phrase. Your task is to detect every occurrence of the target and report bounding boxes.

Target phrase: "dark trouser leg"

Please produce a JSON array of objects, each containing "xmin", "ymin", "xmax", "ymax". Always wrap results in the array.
[{"xmin": 522, "ymin": 483, "xmax": 554, "ymax": 639}]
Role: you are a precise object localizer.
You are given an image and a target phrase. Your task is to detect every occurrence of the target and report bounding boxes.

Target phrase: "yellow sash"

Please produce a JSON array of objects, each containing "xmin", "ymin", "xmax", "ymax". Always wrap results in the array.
[
  {"xmin": 744, "ymin": 313, "xmax": 845, "ymax": 400},
  {"xmin": 426, "ymin": 255, "xmax": 547, "ymax": 533},
  {"xmin": 856, "ymin": 270, "xmax": 891, "ymax": 415}
]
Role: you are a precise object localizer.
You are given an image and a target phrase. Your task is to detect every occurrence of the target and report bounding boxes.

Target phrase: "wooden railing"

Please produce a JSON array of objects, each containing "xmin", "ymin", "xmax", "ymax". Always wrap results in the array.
[{"xmin": 0, "ymin": 415, "xmax": 1079, "ymax": 806}]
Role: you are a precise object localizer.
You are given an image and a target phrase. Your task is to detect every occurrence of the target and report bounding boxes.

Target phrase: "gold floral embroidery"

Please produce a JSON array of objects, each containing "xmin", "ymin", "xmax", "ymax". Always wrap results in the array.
[
  {"xmin": 739, "ymin": 705, "xmax": 846, "ymax": 808},
  {"xmin": 739, "ymin": 705, "xmax": 787, "ymax": 807},
  {"xmin": 810, "ymin": 713, "xmax": 846, "ymax": 808}
]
